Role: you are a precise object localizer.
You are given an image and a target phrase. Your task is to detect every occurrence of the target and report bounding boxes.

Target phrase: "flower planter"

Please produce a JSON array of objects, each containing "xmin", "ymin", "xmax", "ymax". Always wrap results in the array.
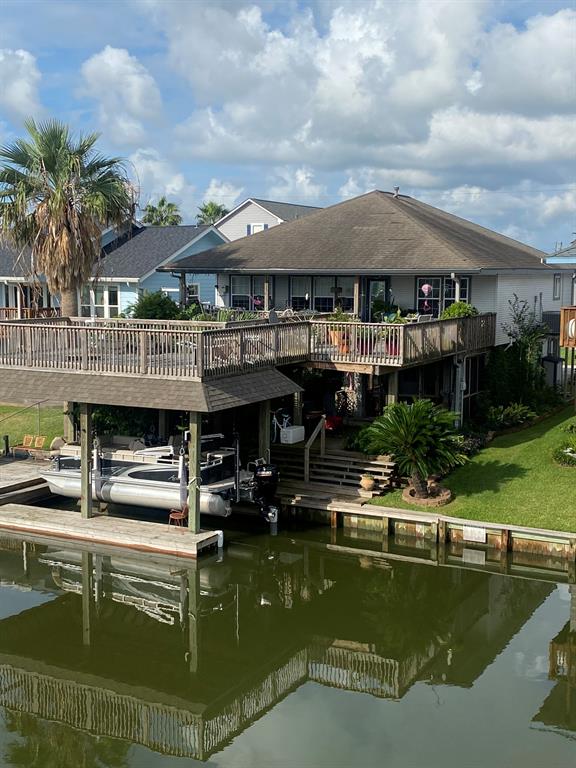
[{"xmin": 360, "ymin": 475, "xmax": 376, "ymax": 491}]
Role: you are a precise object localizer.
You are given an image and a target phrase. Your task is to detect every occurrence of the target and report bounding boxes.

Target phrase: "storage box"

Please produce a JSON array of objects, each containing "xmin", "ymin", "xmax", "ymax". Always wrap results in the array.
[{"xmin": 280, "ymin": 425, "xmax": 306, "ymax": 444}]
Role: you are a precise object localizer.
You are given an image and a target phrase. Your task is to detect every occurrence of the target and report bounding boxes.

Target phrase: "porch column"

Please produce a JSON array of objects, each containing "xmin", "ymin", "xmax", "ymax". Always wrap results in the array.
[
  {"xmin": 179, "ymin": 273, "xmax": 187, "ymax": 308},
  {"xmin": 188, "ymin": 411, "xmax": 201, "ymax": 533},
  {"xmin": 386, "ymin": 371, "xmax": 399, "ymax": 405},
  {"xmin": 158, "ymin": 409, "xmax": 168, "ymax": 441},
  {"xmin": 264, "ymin": 276, "xmax": 271, "ymax": 311},
  {"xmin": 258, "ymin": 400, "xmax": 271, "ymax": 462},
  {"xmin": 80, "ymin": 403, "xmax": 93, "ymax": 519},
  {"xmin": 353, "ymin": 277, "xmax": 361, "ymax": 317},
  {"xmin": 293, "ymin": 392, "xmax": 303, "ymax": 427},
  {"xmin": 63, "ymin": 402, "xmax": 75, "ymax": 443},
  {"xmin": 16, "ymin": 286, "xmax": 22, "ymax": 320},
  {"xmin": 453, "ymin": 275, "xmax": 461, "ymax": 303}
]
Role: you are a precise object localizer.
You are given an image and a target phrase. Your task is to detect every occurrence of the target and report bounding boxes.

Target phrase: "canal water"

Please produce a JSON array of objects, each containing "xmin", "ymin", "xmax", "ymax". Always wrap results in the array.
[{"xmin": 0, "ymin": 518, "xmax": 574, "ymax": 768}]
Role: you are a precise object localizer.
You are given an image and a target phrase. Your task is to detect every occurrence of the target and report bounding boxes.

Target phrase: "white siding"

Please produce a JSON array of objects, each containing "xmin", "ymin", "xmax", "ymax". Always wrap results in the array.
[
  {"xmin": 215, "ymin": 274, "xmax": 229, "ymax": 307},
  {"xmin": 273, "ymin": 276, "xmax": 289, "ymax": 310},
  {"xmin": 217, "ymin": 202, "xmax": 282, "ymax": 242},
  {"xmin": 470, "ymin": 275, "xmax": 498, "ymax": 315},
  {"xmin": 494, "ymin": 273, "xmax": 560, "ymax": 345},
  {"xmin": 389, "ymin": 277, "xmax": 414, "ymax": 309}
]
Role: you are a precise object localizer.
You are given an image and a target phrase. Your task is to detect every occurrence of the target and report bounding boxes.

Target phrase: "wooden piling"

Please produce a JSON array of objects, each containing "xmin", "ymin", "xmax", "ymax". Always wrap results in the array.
[
  {"xmin": 79, "ymin": 403, "xmax": 92, "ymax": 520},
  {"xmin": 188, "ymin": 412, "xmax": 201, "ymax": 534}
]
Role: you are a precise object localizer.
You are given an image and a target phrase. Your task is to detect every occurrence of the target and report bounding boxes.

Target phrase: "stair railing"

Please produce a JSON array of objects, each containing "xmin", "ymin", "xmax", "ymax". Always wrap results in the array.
[{"xmin": 304, "ymin": 415, "xmax": 326, "ymax": 483}]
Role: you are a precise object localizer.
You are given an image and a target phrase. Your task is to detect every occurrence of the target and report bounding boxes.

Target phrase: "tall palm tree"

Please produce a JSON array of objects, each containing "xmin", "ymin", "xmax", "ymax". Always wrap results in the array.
[
  {"xmin": 0, "ymin": 118, "xmax": 135, "ymax": 317},
  {"xmin": 196, "ymin": 200, "xmax": 228, "ymax": 225},
  {"xmin": 141, "ymin": 195, "xmax": 182, "ymax": 226},
  {"xmin": 359, "ymin": 400, "xmax": 466, "ymax": 498}
]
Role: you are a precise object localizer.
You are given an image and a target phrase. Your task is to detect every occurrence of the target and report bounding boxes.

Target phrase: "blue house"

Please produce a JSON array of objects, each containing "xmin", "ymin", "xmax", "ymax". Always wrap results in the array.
[{"xmin": 80, "ymin": 224, "xmax": 228, "ymax": 317}]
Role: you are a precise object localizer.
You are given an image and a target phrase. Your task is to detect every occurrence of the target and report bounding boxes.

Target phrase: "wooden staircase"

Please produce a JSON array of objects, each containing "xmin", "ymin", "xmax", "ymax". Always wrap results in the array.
[{"xmin": 271, "ymin": 444, "xmax": 396, "ymax": 498}]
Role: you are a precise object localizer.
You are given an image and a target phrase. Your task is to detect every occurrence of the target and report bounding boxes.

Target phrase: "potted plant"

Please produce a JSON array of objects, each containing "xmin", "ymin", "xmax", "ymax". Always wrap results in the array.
[
  {"xmin": 379, "ymin": 310, "xmax": 407, "ymax": 357},
  {"xmin": 326, "ymin": 306, "xmax": 359, "ymax": 354},
  {"xmin": 359, "ymin": 472, "xmax": 376, "ymax": 491}
]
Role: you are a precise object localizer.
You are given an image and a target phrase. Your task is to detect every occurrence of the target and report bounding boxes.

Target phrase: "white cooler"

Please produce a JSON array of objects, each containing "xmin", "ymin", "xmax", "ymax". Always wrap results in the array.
[{"xmin": 280, "ymin": 425, "xmax": 306, "ymax": 444}]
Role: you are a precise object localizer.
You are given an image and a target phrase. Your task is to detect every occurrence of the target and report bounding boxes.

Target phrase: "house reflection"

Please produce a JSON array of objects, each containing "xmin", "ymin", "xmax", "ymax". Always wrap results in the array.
[{"xmin": 0, "ymin": 535, "xmax": 557, "ymax": 762}]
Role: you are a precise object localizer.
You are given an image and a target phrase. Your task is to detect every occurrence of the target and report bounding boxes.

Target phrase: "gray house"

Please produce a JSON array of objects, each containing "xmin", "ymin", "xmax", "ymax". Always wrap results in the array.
[{"xmin": 161, "ymin": 190, "xmax": 574, "ymax": 419}]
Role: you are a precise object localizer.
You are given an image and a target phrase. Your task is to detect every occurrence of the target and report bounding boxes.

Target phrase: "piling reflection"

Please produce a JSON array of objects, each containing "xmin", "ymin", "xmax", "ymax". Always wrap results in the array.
[{"xmin": 0, "ymin": 532, "xmax": 570, "ymax": 763}]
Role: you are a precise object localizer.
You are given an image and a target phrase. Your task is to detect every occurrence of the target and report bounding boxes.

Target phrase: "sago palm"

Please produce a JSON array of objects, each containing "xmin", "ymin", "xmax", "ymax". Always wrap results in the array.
[
  {"xmin": 196, "ymin": 200, "xmax": 229, "ymax": 225},
  {"xmin": 142, "ymin": 195, "xmax": 182, "ymax": 226},
  {"xmin": 0, "ymin": 118, "xmax": 135, "ymax": 317},
  {"xmin": 359, "ymin": 400, "xmax": 466, "ymax": 498}
]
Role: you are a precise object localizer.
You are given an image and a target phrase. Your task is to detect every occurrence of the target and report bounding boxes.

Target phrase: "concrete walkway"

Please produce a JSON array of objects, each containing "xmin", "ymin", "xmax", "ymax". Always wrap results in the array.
[
  {"xmin": 0, "ymin": 458, "xmax": 49, "ymax": 489},
  {"xmin": 0, "ymin": 504, "xmax": 221, "ymax": 559}
]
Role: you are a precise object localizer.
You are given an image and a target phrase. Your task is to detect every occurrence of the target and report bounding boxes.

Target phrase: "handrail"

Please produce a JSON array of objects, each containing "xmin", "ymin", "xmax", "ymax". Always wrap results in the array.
[{"xmin": 304, "ymin": 415, "xmax": 326, "ymax": 483}]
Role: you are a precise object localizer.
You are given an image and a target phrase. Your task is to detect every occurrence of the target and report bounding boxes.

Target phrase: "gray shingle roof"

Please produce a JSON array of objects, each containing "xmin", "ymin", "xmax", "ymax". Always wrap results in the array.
[
  {"xmin": 250, "ymin": 198, "xmax": 321, "ymax": 221},
  {"xmin": 98, "ymin": 225, "xmax": 211, "ymax": 278},
  {"xmin": 0, "ymin": 225, "xmax": 213, "ymax": 280},
  {"xmin": 165, "ymin": 190, "xmax": 550, "ymax": 274},
  {"xmin": 0, "ymin": 368, "xmax": 302, "ymax": 412}
]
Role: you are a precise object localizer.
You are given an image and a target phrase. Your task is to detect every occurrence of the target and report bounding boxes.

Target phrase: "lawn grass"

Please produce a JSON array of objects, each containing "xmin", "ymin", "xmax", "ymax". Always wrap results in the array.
[
  {"xmin": 0, "ymin": 403, "xmax": 64, "ymax": 447},
  {"xmin": 371, "ymin": 406, "xmax": 576, "ymax": 533}
]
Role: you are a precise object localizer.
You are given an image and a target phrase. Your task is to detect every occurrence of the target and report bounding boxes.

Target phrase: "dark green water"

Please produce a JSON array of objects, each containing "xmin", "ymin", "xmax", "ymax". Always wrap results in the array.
[{"xmin": 0, "ymin": 522, "xmax": 574, "ymax": 768}]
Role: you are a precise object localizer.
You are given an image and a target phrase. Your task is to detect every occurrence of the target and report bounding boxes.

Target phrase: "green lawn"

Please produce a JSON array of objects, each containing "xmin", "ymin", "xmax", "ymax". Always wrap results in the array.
[
  {"xmin": 371, "ymin": 406, "xmax": 576, "ymax": 533},
  {"xmin": 0, "ymin": 403, "xmax": 64, "ymax": 447}
]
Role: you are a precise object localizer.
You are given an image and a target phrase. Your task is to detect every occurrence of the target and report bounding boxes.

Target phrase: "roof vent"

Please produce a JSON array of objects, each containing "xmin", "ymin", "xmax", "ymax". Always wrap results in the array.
[{"xmin": 393, "ymin": 187, "xmax": 400, "ymax": 198}]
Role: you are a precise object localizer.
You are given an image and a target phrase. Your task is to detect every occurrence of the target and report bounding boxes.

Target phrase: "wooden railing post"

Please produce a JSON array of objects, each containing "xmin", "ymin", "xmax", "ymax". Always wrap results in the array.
[
  {"xmin": 139, "ymin": 330, "xmax": 148, "ymax": 374},
  {"xmin": 196, "ymin": 331, "xmax": 204, "ymax": 377}
]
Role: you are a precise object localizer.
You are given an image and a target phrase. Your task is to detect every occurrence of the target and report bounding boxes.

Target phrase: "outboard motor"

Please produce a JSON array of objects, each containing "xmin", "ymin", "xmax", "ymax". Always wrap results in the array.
[{"xmin": 253, "ymin": 463, "xmax": 280, "ymax": 523}]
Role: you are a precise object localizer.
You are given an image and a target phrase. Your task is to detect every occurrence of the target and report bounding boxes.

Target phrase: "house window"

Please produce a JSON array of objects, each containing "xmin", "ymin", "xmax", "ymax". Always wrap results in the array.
[
  {"xmin": 313, "ymin": 277, "xmax": 334, "ymax": 313},
  {"xmin": 247, "ymin": 223, "xmax": 269, "ymax": 235},
  {"xmin": 80, "ymin": 284, "xmax": 120, "ymax": 318},
  {"xmin": 231, "ymin": 275, "xmax": 251, "ymax": 309},
  {"xmin": 291, "ymin": 277, "xmax": 311, "ymax": 311},
  {"xmin": 252, "ymin": 276, "xmax": 265, "ymax": 310},
  {"xmin": 337, "ymin": 277, "xmax": 355, "ymax": 312},
  {"xmin": 553, "ymin": 273, "xmax": 561, "ymax": 301},
  {"xmin": 417, "ymin": 276, "xmax": 471, "ymax": 317},
  {"xmin": 444, "ymin": 277, "xmax": 469, "ymax": 308},
  {"xmin": 416, "ymin": 278, "xmax": 442, "ymax": 316}
]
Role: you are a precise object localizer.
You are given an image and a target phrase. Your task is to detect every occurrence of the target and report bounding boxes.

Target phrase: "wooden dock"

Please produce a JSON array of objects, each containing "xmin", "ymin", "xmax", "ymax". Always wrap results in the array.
[{"xmin": 0, "ymin": 504, "xmax": 221, "ymax": 559}]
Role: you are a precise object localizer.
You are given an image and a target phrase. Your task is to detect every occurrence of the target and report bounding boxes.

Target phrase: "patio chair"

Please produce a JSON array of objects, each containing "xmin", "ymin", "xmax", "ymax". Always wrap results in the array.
[{"xmin": 28, "ymin": 436, "xmax": 47, "ymax": 459}]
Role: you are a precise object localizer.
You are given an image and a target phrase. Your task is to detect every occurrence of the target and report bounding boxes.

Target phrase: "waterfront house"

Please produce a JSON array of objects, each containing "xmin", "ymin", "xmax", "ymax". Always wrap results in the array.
[{"xmin": 160, "ymin": 190, "xmax": 575, "ymax": 418}]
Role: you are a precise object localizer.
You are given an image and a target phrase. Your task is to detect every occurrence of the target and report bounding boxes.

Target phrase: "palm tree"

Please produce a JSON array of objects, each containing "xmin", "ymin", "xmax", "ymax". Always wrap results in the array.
[
  {"xmin": 141, "ymin": 195, "xmax": 182, "ymax": 226},
  {"xmin": 358, "ymin": 400, "xmax": 466, "ymax": 498},
  {"xmin": 0, "ymin": 119, "xmax": 135, "ymax": 317},
  {"xmin": 196, "ymin": 200, "xmax": 228, "ymax": 225}
]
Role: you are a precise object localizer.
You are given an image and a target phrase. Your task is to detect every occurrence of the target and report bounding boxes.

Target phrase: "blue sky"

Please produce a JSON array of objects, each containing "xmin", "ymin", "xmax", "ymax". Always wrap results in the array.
[{"xmin": 0, "ymin": 0, "xmax": 574, "ymax": 250}]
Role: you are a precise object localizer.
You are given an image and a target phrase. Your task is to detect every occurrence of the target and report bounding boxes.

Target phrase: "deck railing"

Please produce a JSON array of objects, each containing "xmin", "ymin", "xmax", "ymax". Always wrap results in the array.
[
  {"xmin": 310, "ymin": 313, "xmax": 496, "ymax": 367},
  {"xmin": 0, "ymin": 314, "xmax": 495, "ymax": 380},
  {"xmin": 0, "ymin": 307, "xmax": 60, "ymax": 321}
]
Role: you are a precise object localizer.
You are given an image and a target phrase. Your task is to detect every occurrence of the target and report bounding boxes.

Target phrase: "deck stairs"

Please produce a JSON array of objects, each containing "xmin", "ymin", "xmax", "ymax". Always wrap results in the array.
[{"xmin": 271, "ymin": 444, "xmax": 396, "ymax": 499}]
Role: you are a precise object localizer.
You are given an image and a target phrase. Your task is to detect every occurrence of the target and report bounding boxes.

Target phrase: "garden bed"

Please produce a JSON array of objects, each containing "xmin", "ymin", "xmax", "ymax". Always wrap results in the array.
[{"xmin": 370, "ymin": 406, "xmax": 576, "ymax": 533}]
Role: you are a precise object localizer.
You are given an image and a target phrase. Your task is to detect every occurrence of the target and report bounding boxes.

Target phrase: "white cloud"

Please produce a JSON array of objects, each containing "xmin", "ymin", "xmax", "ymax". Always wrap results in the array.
[
  {"xmin": 267, "ymin": 167, "xmax": 325, "ymax": 202},
  {"xmin": 80, "ymin": 46, "xmax": 162, "ymax": 145},
  {"xmin": 0, "ymin": 49, "xmax": 42, "ymax": 120},
  {"xmin": 203, "ymin": 179, "xmax": 244, "ymax": 208},
  {"xmin": 129, "ymin": 148, "xmax": 196, "ymax": 220}
]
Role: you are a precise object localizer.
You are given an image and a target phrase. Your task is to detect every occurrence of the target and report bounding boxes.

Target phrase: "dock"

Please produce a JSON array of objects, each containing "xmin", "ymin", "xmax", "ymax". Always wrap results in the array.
[{"xmin": 0, "ymin": 504, "xmax": 221, "ymax": 559}]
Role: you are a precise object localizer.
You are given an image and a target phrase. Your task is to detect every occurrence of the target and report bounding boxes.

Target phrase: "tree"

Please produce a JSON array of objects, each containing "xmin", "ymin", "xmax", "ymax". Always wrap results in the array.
[
  {"xmin": 141, "ymin": 195, "xmax": 182, "ymax": 226},
  {"xmin": 357, "ymin": 400, "xmax": 466, "ymax": 498},
  {"xmin": 0, "ymin": 119, "xmax": 134, "ymax": 317},
  {"xmin": 196, "ymin": 201, "xmax": 228, "ymax": 225}
]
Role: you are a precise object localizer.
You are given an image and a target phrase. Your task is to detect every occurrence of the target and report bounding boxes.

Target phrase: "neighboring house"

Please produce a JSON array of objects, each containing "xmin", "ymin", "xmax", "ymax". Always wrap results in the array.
[
  {"xmin": 0, "ymin": 223, "xmax": 228, "ymax": 319},
  {"xmin": 161, "ymin": 190, "xmax": 574, "ymax": 418},
  {"xmin": 215, "ymin": 198, "xmax": 321, "ymax": 241},
  {"xmin": 80, "ymin": 224, "xmax": 227, "ymax": 317},
  {"xmin": 546, "ymin": 241, "xmax": 576, "ymax": 305},
  {"xmin": 0, "ymin": 245, "xmax": 58, "ymax": 319}
]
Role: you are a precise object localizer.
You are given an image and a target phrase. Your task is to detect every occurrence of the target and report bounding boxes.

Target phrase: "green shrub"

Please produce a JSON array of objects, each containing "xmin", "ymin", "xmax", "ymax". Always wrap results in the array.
[
  {"xmin": 440, "ymin": 302, "xmax": 479, "ymax": 320},
  {"xmin": 128, "ymin": 291, "xmax": 180, "ymax": 320},
  {"xmin": 485, "ymin": 403, "xmax": 536, "ymax": 430},
  {"xmin": 553, "ymin": 442, "xmax": 576, "ymax": 467}
]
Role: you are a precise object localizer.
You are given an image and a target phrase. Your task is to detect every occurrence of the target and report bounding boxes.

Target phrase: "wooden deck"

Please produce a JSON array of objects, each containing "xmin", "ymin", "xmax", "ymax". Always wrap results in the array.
[
  {"xmin": 0, "ymin": 504, "xmax": 221, "ymax": 559},
  {"xmin": 0, "ymin": 314, "xmax": 496, "ymax": 381}
]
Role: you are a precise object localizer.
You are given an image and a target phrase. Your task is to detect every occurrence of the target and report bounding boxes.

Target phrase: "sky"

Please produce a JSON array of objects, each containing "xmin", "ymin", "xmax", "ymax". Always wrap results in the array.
[{"xmin": 0, "ymin": 0, "xmax": 574, "ymax": 251}]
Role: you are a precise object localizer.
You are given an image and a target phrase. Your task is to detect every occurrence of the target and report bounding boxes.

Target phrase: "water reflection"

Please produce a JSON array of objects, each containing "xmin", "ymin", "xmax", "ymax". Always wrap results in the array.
[{"xmin": 0, "ymin": 531, "xmax": 573, "ymax": 764}]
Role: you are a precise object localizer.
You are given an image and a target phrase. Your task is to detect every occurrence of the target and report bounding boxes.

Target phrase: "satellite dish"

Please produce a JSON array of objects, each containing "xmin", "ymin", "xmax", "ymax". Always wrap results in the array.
[{"xmin": 569, "ymin": 318, "xmax": 576, "ymax": 339}]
